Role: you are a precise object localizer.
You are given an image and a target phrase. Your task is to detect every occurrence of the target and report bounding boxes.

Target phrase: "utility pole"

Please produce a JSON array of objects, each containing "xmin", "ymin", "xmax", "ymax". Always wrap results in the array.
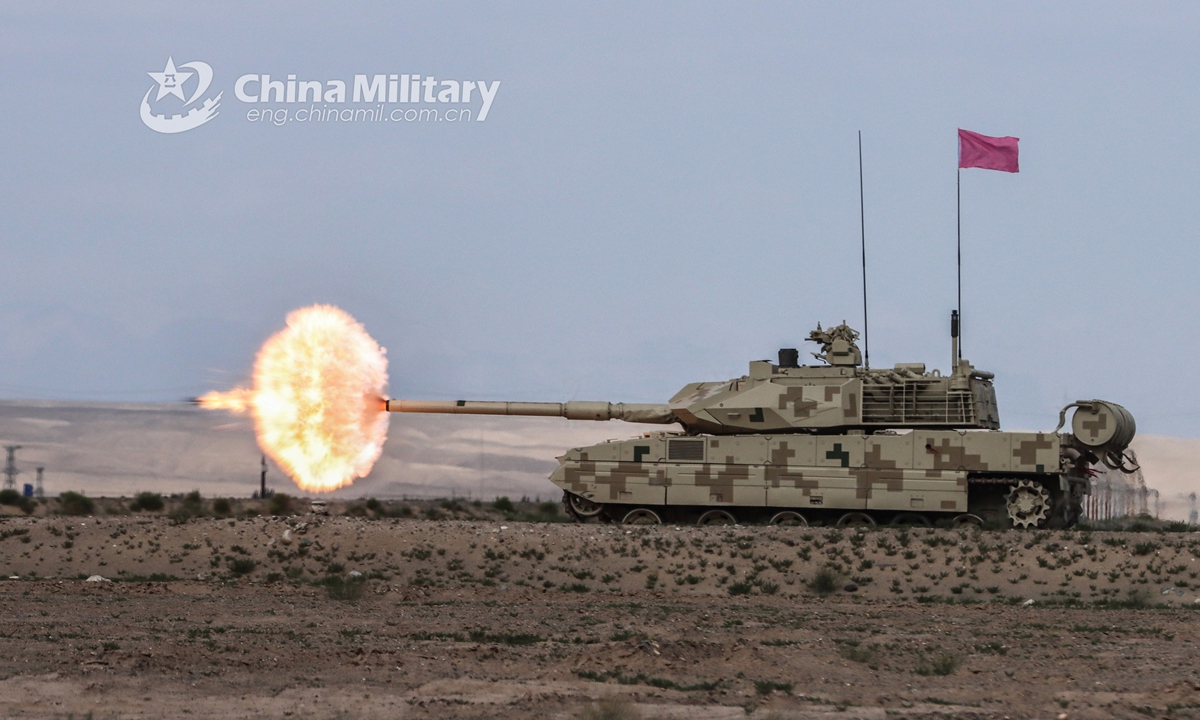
[
  {"xmin": 2, "ymin": 446, "xmax": 20, "ymax": 491},
  {"xmin": 34, "ymin": 467, "xmax": 44, "ymax": 498}
]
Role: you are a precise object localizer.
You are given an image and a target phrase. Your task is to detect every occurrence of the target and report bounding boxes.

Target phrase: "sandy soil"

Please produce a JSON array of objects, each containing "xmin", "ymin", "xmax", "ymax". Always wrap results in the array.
[{"xmin": 2, "ymin": 515, "xmax": 1200, "ymax": 718}]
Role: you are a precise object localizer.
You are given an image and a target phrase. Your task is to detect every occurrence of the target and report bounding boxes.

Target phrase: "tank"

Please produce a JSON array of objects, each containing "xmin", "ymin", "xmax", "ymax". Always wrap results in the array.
[{"xmin": 387, "ymin": 318, "xmax": 1137, "ymax": 529}]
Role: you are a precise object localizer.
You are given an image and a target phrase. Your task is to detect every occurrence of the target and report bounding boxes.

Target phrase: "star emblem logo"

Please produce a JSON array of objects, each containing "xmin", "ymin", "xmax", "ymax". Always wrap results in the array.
[
  {"xmin": 147, "ymin": 57, "xmax": 193, "ymax": 102},
  {"xmin": 139, "ymin": 57, "xmax": 221, "ymax": 134}
]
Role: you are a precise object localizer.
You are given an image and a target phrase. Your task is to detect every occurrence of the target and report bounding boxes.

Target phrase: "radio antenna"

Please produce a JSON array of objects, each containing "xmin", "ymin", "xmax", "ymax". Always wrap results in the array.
[{"xmin": 858, "ymin": 131, "xmax": 870, "ymax": 369}]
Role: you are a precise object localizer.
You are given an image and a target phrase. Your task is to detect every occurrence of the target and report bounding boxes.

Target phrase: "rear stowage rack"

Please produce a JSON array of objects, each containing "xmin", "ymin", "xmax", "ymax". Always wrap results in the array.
[{"xmin": 861, "ymin": 380, "xmax": 975, "ymax": 425}]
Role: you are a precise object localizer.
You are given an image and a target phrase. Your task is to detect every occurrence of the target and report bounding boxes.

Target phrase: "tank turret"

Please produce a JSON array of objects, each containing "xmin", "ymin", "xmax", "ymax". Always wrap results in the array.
[
  {"xmin": 389, "ymin": 319, "xmax": 1137, "ymax": 530},
  {"xmin": 664, "ymin": 322, "xmax": 1000, "ymax": 434}
]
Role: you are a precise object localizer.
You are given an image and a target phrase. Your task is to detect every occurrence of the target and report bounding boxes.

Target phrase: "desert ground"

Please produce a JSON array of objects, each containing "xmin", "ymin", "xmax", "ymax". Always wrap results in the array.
[{"xmin": 1, "ymin": 499, "xmax": 1199, "ymax": 718}]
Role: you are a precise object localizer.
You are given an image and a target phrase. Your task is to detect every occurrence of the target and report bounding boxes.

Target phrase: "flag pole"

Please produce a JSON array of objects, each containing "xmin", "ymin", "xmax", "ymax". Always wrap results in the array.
[
  {"xmin": 955, "ymin": 128, "xmax": 1020, "ymax": 364},
  {"xmin": 858, "ymin": 131, "xmax": 869, "ymax": 369}
]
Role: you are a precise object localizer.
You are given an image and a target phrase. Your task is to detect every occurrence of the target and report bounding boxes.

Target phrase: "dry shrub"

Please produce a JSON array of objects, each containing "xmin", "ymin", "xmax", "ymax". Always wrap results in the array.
[
  {"xmin": 58, "ymin": 491, "xmax": 94, "ymax": 516},
  {"xmin": 807, "ymin": 566, "xmax": 842, "ymax": 596},
  {"xmin": 916, "ymin": 652, "xmax": 962, "ymax": 676},
  {"xmin": 580, "ymin": 699, "xmax": 640, "ymax": 720},
  {"xmin": 325, "ymin": 575, "xmax": 366, "ymax": 602}
]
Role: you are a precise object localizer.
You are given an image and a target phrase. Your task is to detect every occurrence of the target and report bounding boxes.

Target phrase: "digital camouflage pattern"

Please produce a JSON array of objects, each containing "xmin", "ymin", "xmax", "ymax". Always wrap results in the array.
[{"xmin": 389, "ymin": 323, "xmax": 1136, "ymax": 529}]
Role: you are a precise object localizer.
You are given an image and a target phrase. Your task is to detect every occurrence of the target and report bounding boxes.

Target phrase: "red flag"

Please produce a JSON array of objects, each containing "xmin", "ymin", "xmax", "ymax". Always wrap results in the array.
[{"xmin": 958, "ymin": 129, "xmax": 1019, "ymax": 173}]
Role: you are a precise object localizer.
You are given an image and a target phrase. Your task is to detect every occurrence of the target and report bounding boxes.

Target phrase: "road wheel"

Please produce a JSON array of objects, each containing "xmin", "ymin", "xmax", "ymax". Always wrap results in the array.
[
  {"xmin": 952, "ymin": 513, "xmax": 984, "ymax": 527},
  {"xmin": 836, "ymin": 512, "xmax": 876, "ymax": 527},
  {"xmin": 768, "ymin": 511, "xmax": 808, "ymax": 527},
  {"xmin": 621, "ymin": 508, "xmax": 662, "ymax": 525},
  {"xmin": 696, "ymin": 510, "xmax": 737, "ymax": 526},
  {"xmin": 889, "ymin": 513, "xmax": 931, "ymax": 527}
]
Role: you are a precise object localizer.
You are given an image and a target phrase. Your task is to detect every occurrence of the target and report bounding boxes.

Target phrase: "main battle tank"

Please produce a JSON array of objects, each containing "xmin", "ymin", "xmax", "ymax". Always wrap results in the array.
[{"xmin": 387, "ymin": 319, "xmax": 1137, "ymax": 529}]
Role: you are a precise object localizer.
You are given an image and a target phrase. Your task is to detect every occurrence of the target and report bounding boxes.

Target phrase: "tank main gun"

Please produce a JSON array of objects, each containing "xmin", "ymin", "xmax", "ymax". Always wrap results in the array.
[{"xmin": 385, "ymin": 400, "xmax": 675, "ymax": 424}]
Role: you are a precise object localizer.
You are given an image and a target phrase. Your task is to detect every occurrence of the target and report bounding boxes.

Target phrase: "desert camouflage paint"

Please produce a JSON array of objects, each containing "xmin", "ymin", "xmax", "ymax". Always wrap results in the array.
[{"xmin": 389, "ymin": 323, "xmax": 1135, "ymax": 528}]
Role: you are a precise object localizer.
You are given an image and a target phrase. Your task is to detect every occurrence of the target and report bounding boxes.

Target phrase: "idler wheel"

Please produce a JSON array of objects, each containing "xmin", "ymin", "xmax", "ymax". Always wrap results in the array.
[
  {"xmin": 696, "ymin": 510, "xmax": 737, "ymax": 527},
  {"xmin": 565, "ymin": 492, "xmax": 604, "ymax": 520},
  {"xmin": 1005, "ymin": 480, "xmax": 1050, "ymax": 529},
  {"xmin": 836, "ymin": 512, "xmax": 876, "ymax": 527},
  {"xmin": 621, "ymin": 508, "xmax": 662, "ymax": 525},
  {"xmin": 768, "ymin": 511, "xmax": 808, "ymax": 527}
]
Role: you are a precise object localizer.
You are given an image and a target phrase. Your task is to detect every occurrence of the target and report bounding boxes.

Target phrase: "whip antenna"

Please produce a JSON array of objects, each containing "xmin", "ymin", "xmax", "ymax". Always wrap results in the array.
[{"xmin": 858, "ymin": 131, "xmax": 869, "ymax": 369}]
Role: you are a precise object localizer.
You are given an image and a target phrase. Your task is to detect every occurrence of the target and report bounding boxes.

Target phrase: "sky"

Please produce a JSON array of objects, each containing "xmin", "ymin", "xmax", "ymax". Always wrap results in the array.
[{"xmin": 2, "ymin": 3, "xmax": 1200, "ymax": 438}]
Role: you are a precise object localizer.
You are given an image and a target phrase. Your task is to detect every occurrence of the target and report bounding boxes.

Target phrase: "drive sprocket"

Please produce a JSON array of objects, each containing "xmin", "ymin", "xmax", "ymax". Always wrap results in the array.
[{"xmin": 1005, "ymin": 479, "xmax": 1050, "ymax": 529}]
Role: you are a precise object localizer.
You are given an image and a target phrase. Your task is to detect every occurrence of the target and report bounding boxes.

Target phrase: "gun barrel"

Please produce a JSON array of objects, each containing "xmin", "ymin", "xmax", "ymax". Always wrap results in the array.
[{"xmin": 385, "ymin": 399, "xmax": 674, "ymax": 424}]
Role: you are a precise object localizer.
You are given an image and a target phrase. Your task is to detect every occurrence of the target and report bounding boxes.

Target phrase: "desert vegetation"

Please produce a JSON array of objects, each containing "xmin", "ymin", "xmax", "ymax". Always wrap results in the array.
[{"xmin": 0, "ymin": 512, "xmax": 1197, "ymax": 717}]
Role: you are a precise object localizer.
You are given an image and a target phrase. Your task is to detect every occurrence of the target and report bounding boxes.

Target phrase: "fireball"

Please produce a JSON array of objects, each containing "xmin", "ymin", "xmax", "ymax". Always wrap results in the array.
[{"xmin": 200, "ymin": 305, "xmax": 389, "ymax": 492}]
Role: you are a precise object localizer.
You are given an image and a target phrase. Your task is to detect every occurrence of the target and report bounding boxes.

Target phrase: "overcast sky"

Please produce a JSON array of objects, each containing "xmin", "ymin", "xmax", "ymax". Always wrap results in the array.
[{"xmin": 2, "ymin": 3, "xmax": 1199, "ymax": 436}]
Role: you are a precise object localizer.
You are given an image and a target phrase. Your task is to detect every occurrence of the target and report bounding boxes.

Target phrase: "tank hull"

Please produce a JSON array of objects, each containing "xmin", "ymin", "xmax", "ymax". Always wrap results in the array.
[{"xmin": 551, "ymin": 430, "xmax": 1086, "ymax": 528}]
